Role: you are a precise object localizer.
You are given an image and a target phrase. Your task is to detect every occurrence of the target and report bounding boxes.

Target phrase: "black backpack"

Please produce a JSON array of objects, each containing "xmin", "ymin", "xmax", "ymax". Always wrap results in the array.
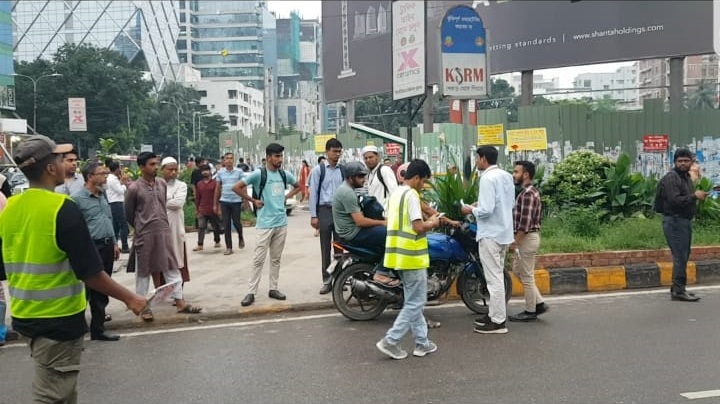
[
  {"xmin": 357, "ymin": 194, "xmax": 385, "ymax": 220},
  {"xmin": 253, "ymin": 167, "xmax": 287, "ymax": 201}
]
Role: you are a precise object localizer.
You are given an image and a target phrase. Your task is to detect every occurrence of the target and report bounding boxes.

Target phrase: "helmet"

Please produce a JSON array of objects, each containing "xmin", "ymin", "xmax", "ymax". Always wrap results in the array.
[
  {"xmin": 396, "ymin": 162, "xmax": 410, "ymax": 183},
  {"xmin": 344, "ymin": 161, "xmax": 369, "ymax": 179}
]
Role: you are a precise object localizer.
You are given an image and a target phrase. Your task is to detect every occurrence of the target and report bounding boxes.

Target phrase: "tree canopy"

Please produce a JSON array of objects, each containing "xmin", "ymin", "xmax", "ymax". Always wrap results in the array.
[{"xmin": 14, "ymin": 44, "xmax": 227, "ymax": 161}]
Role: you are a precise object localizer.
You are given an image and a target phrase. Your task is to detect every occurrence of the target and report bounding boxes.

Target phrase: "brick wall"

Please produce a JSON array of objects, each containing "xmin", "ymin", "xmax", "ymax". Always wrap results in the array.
[{"xmin": 536, "ymin": 246, "xmax": 720, "ymax": 269}]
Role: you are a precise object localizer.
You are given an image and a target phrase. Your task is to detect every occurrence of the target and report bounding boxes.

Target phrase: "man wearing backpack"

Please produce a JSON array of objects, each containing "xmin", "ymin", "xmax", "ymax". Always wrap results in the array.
[
  {"xmin": 657, "ymin": 149, "xmax": 708, "ymax": 302},
  {"xmin": 309, "ymin": 138, "xmax": 344, "ymax": 294},
  {"xmin": 232, "ymin": 143, "xmax": 301, "ymax": 307},
  {"xmin": 363, "ymin": 145, "xmax": 399, "ymax": 209}
]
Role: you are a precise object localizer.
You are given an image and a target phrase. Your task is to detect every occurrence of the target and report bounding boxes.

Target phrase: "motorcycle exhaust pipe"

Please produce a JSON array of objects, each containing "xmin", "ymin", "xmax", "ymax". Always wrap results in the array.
[{"xmin": 351, "ymin": 278, "xmax": 401, "ymax": 303}]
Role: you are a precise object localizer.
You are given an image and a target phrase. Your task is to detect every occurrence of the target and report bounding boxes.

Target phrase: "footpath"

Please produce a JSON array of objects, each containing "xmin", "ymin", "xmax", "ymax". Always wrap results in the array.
[{"xmin": 4, "ymin": 208, "xmax": 720, "ymax": 331}]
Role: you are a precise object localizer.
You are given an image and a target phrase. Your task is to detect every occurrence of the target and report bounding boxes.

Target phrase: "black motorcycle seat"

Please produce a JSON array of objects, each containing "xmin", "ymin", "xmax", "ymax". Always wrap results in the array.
[{"xmin": 337, "ymin": 239, "xmax": 382, "ymax": 259}]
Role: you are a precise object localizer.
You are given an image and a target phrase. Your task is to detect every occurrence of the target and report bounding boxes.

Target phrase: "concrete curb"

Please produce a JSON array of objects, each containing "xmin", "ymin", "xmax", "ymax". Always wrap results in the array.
[
  {"xmin": 31, "ymin": 259, "xmax": 719, "ymax": 335},
  {"xmin": 104, "ymin": 301, "xmax": 336, "ymax": 331},
  {"xmin": 507, "ymin": 259, "xmax": 720, "ymax": 296}
]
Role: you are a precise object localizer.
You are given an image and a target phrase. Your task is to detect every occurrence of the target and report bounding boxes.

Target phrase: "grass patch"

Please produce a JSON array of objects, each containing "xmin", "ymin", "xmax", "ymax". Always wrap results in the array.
[{"xmin": 540, "ymin": 216, "xmax": 720, "ymax": 254}]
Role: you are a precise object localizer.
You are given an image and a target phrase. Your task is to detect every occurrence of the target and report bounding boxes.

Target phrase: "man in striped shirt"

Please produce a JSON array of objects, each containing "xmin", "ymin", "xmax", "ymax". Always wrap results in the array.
[{"xmin": 509, "ymin": 161, "xmax": 548, "ymax": 322}]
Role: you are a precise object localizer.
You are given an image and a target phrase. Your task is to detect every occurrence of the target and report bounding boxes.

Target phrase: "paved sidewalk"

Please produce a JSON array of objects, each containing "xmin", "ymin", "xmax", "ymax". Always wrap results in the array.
[{"xmin": 103, "ymin": 208, "xmax": 333, "ymax": 329}]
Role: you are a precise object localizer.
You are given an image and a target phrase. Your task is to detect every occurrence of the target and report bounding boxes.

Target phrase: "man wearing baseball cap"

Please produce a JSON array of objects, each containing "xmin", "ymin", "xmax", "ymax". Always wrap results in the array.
[{"xmin": 0, "ymin": 135, "xmax": 147, "ymax": 403}]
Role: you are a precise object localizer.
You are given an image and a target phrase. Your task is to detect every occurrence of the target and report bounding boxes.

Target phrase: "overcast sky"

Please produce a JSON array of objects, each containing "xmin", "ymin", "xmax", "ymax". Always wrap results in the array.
[{"xmin": 266, "ymin": 1, "xmax": 634, "ymax": 88}]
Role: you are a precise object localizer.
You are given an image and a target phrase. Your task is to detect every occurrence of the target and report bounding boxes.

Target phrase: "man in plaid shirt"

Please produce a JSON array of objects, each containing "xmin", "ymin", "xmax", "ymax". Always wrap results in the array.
[{"xmin": 509, "ymin": 161, "xmax": 549, "ymax": 322}]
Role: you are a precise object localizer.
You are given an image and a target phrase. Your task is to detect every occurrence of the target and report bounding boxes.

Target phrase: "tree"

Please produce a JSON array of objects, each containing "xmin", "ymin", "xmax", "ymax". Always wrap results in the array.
[
  {"xmin": 148, "ymin": 82, "xmax": 228, "ymax": 161},
  {"xmin": 688, "ymin": 80, "xmax": 717, "ymax": 110},
  {"xmin": 14, "ymin": 44, "xmax": 153, "ymax": 155}
]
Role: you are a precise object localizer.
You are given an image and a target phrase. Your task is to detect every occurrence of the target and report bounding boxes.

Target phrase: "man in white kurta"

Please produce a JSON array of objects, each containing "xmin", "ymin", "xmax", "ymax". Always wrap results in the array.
[{"xmin": 161, "ymin": 157, "xmax": 190, "ymax": 284}]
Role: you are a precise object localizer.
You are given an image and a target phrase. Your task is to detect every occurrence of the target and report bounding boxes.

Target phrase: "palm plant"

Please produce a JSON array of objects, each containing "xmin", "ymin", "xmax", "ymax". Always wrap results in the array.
[{"xmin": 428, "ymin": 170, "xmax": 479, "ymax": 221}]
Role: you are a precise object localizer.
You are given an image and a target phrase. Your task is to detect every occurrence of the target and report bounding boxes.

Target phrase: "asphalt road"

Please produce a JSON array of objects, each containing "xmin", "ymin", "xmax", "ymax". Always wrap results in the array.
[{"xmin": 2, "ymin": 287, "xmax": 720, "ymax": 404}]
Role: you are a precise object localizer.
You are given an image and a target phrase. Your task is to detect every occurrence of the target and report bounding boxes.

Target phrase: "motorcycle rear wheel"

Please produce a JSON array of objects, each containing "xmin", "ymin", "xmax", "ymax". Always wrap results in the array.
[
  {"xmin": 332, "ymin": 262, "xmax": 388, "ymax": 321},
  {"xmin": 456, "ymin": 269, "xmax": 513, "ymax": 314}
]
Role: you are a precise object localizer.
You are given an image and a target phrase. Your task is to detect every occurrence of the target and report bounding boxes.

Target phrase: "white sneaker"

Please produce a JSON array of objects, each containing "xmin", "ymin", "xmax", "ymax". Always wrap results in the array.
[
  {"xmin": 413, "ymin": 341, "xmax": 438, "ymax": 357},
  {"xmin": 376, "ymin": 338, "xmax": 408, "ymax": 360}
]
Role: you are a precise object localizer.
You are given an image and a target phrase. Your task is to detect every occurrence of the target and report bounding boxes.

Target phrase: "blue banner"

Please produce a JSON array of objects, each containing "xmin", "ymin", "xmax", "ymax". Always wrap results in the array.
[{"xmin": 441, "ymin": 5, "xmax": 486, "ymax": 55}]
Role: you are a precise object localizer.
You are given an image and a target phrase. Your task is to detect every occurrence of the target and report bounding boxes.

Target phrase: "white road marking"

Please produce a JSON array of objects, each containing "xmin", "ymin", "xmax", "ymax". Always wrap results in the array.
[
  {"xmin": 680, "ymin": 390, "xmax": 720, "ymax": 400},
  {"xmin": 1, "ymin": 285, "xmax": 719, "ymax": 347}
]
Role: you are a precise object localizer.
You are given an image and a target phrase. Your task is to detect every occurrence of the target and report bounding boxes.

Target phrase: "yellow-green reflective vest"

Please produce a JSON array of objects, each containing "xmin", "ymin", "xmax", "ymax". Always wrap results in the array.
[
  {"xmin": 0, "ymin": 189, "xmax": 86, "ymax": 319},
  {"xmin": 383, "ymin": 188, "xmax": 429, "ymax": 270}
]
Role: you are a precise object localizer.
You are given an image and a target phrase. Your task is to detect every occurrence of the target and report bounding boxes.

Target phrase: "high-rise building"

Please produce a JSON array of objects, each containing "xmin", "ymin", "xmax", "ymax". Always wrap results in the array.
[
  {"xmin": 189, "ymin": 80, "xmax": 264, "ymax": 135},
  {"xmin": 573, "ymin": 65, "xmax": 639, "ymax": 108},
  {"xmin": 0, "ymin": 0, "xmax": 14, "ymax": 111},
  {"xmin": 176, "ymin": 0, "xmax": 277, "ymax": 89},
  {"xmin": 12, "ymin": 0, "xmax": 180, "ymax": 89},
  {"xmin": 638, "ymin": 55, "xmax": 718, "ymax": 104},
  {"xmin": 275, "ymin": 12, "xmax": 321, "ymax": 134}
]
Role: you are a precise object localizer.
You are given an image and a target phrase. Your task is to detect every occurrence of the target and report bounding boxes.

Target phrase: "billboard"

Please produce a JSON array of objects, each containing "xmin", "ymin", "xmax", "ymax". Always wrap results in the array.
[
  {"xmin": 322, "ymin": 0, "xmax": 470, "ymax": 103},
  {"xmin": 322, "ymin": 1, "xmax": 713, "ymax": 102},
  {"xmin": 439, "ymin": 5, "xmax": 488, "ymax": 99},
  {"xmin": 391, "ymin": 1, "xmax": 425, "ymax": 100},
  {"xmin": 477, "ymin": 0, "xmax": 713, "ymax": 74},
  {"xmin": 68, "ymin": 98, "xmax": 87, "ymax": 132}
]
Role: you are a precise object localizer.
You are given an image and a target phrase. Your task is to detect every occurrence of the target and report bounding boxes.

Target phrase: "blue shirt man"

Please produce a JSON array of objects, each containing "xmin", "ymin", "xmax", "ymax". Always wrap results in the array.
[
  {"xmin": 232, "ymin": 143, "xmax": 301, "ymax": 307},
  {"xmin": 308, "ymin": 138, "xmax": 344, "ymax": 294}
]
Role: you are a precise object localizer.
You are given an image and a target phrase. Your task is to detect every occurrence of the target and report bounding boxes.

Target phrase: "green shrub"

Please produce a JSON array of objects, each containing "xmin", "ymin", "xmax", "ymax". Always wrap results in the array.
[
  {"xmin": 428, "ymin": 171, "xmax": 479, "ymax": 220},
  {"xmin": 589, "ymin": 153, "xmax": 658, "ymax": 221},
  {"xmin": 542, "ymin": 150, "xmax": 610, "ymax": 213},
  {"xmin": 555, "ymin": 206, "xmax": 602, "ymax": 238}
]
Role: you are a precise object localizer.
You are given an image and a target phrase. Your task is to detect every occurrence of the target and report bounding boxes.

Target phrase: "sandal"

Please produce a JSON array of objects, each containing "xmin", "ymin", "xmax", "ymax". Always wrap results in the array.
[
  {"xmin": 105, "ymin": 314, "xmax": 112, "ymax": 322},
  {"xmin": 177, "ymin": 304, "xmax": 202, "ymax": 314},
  {"xmin": 141, "ymin": 309, "xmax": 154, "ymax": 322},
  {"xmin": 372, "ymin": 275, "xmax": 401, "ymax": 287}
]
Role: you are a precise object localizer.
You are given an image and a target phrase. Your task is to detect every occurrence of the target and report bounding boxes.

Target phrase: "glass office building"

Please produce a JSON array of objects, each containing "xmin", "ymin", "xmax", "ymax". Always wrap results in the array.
[
  {"xmin": 177, "ymin": 0, "xmax": 276, "ymax": 89},
  {"xmin": 0, "ymin": 1, "xmax": 14, "ymax": 110},
  {"xmin": 13, "ymin": 0, "xmax": 180, "ymax": 89}
]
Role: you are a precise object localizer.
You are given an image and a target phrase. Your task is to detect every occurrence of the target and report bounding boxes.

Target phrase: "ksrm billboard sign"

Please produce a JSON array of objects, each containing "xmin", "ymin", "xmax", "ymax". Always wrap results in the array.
[
  {"xmin": 439, "ymin": 5, "xmax": 489, "ymax": 99},
  {"xmin": 322, "ymin": 0, "xmax": 714, "ymax": 104}
]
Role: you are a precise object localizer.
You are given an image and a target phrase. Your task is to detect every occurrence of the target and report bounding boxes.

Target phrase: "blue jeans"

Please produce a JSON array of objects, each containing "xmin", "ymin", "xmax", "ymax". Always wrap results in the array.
[
  {"xmin": 347, "ymin": 226, "xmax": 392, "ymax": 277},
  {"xmin": 385, "ymin": 269, "xmax": 428, "ymax": 346},
  {"xmin": 0, "ymin": 282, "xmax": 6, "ymax": 342}
]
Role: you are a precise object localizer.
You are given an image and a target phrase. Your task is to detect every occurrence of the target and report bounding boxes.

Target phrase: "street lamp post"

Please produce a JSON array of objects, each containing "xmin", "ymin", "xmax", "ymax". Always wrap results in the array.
[
  {"xmin": 161, "ymin": 101, "xmax": 182, "ymax": 163},
  {"xmin": 13, "ymin": 73, "xmax": 63, "ymax": 134}
]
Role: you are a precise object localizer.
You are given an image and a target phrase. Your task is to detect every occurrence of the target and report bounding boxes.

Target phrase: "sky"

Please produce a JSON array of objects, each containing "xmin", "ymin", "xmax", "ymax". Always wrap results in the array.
[{"xmin": 266, "ymin": 1, "xmax": 634, "ymax": 88}]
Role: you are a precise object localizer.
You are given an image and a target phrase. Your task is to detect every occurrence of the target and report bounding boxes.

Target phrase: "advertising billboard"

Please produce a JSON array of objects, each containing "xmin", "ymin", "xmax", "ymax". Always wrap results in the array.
[
  {"xmin": 322, "ymin": 1, "xmax": 713, "ymax": 103},
  {"xmin": 322, "ymin": 0, "xmax": 469, "ymax": 103},
  {"xmin": 476, "ymin": 0, "xmax": 713, "ymax": 74},
  {"xmin": 391, "ymin": 1, "xmax": 426, "ymax": 100}
]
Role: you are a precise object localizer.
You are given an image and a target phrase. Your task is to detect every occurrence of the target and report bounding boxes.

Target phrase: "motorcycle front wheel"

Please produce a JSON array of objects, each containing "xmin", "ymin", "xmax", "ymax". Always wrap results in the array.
[
  {"xmin": 456, "ymin": 269, "xmax": 513, "ymax": 314},
  {"xmin": 332, "ymin": 262, "xmax": 388, "ymax": 321}
]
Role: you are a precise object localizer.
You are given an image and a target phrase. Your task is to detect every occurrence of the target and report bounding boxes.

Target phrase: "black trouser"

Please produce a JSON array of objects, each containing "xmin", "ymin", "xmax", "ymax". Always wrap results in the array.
[
  {"xmin": 109, "ymin": 202, "xmax": 129, "ymax": 250},
  {"xmin": 662, "ymin": 215, "xmax": 692, "ymax": 293},
  {"xmin": 221, "ymin": 201, "xmax": 243, "ymax": 249},
  {"xmin": 197, "ymin": 213, "xmax": 222, "ymax": 246},
  {"xmin": 88, "ymin": 241, "xmax": 114, "ymax": 336},
  {"xmin": 318, "ymin": 205, "xmax": 340, "ymax": 283}
]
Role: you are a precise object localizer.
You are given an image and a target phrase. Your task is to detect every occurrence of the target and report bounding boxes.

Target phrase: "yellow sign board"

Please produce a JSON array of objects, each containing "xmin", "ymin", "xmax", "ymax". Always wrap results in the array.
[
  {"xmin": 314, "ymin": 134, "xmax": 337, "ymax": 153},
  {"xmin": 506, "ymin": 127, "xmax": 548, "ymax": 151},
  {"xmin": 477, "ymin": 124, "xmax": 504, "ymax": 145}
]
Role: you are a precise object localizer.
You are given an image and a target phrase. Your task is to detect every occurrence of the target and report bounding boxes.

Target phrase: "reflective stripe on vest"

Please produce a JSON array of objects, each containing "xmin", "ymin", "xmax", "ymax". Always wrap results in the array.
[
  {"xmin": 384, "ymin": 188, "xmax": 429, "ymax": 270},
  {"xmin": 0, "ymin": 189, "xmax": 86, "ymax": 319}
]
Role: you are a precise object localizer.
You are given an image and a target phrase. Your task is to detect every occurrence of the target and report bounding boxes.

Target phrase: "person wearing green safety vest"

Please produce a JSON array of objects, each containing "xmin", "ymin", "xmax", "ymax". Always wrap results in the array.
[
  {"xmin": 375, "ymin": 159, "xmax": 442, "ymax": 360},
  {"xmin": 0, "ymin": 135, "xmax": 147, "ymax": 404}
]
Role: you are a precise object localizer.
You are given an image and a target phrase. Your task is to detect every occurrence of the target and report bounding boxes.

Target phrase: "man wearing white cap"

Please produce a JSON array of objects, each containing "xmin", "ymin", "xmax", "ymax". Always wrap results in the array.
[
  {"xmin": 362, "ymin": 145, "xmax": 399, "ymax": 209},
  {"xmin": 160, "ymin": 157, "xmax": 191, "ymax": 286}
]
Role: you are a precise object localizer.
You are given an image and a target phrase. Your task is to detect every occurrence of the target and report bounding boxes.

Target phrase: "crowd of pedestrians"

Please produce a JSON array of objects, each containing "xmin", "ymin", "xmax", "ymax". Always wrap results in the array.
[{"xmin": 0, "ymin": 133, "xmax": 709, "ymax": 401}]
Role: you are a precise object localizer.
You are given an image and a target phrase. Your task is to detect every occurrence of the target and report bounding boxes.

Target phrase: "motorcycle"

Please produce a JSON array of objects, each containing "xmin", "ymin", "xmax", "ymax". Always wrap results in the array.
[{"xmin": 326, "ymin": 220, "xmax": 513, "ymax": 321}]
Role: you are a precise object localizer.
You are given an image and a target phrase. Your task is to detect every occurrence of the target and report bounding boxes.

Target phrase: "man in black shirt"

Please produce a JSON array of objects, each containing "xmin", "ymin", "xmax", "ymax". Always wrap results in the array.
[
  {"xmin": 658, "ymin": 148, "xmax": 708, "ymax": 302},
  {"xmin": 0, "ymin": 135, "xmax": 147, "ymax": 403}
]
